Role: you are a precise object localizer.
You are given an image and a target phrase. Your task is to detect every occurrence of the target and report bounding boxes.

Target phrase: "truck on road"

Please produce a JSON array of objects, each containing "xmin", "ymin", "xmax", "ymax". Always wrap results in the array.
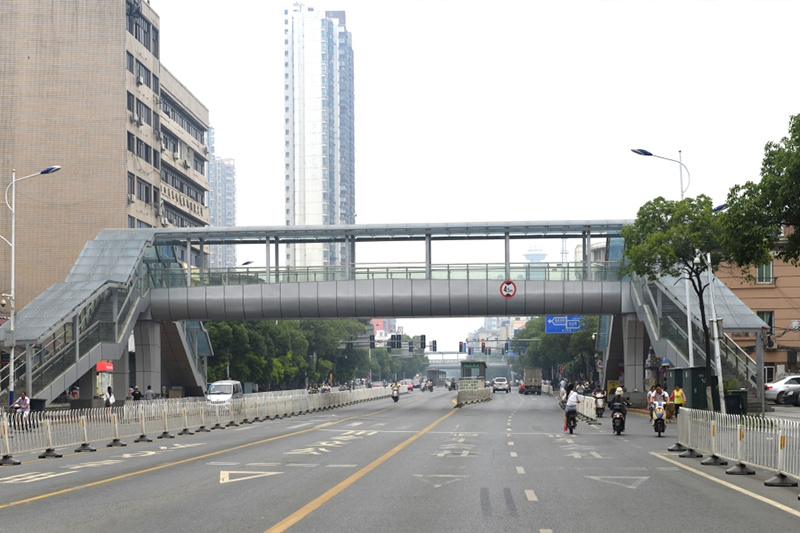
[{"xmin": 519, "ymin": 366, "xmax": 542, "ymax": 395}]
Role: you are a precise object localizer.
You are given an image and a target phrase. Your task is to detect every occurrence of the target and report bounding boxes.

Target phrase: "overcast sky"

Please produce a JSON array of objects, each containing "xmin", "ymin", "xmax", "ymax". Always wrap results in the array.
[{"xmin": 154, "ymin": 0, "xmax": 800, "ymax": 352}]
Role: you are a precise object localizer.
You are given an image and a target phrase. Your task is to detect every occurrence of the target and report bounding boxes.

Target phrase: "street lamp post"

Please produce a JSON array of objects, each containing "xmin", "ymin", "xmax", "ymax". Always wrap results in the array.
[
  {"xmin": 695, "ymin": 250, "xmax": 726, "ymax": 414},
  {"xmin": 2, "ymin": 165, "xmax": 61, "ymax": 405},
  {"xmin": 631, "ymin": 148, "xmax": 695, "ymax": 367}
]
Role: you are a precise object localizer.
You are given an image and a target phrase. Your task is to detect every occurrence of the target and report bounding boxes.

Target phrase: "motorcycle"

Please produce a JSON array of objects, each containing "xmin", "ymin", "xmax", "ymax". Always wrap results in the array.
[
  {"xmin": 593, "ymin": 393, "xmax": 605, "ymax": 418},
  {"xmin": 449, "ymin": 380, "xmax": 457, "ymax": 391},
  {"xmin": 611, "ymin": 403, "xmax": 626, "ymax": 435},
  {"xmin": 566, "ymin": 410, "xmax": 577, "ymax": 434},
  {"xmin": 391, "ymin": 387, "xmax": 399, "ymax": 402},
  {"xmin": 652, "ymin": 400, "xmax": 667, "ymax": 437}
]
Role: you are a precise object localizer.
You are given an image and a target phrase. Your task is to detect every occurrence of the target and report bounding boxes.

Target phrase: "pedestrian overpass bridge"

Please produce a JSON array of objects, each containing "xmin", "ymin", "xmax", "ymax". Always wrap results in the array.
[{"xmin": 0, "ymin": 221, "xmax": 767, "ymax": 406}]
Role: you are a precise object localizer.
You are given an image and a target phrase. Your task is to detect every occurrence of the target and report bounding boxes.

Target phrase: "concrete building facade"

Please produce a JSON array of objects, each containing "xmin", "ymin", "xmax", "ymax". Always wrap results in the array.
[
  {"xmin": 0, "ymin": 0, "xmax": 210, "ymax": 309},
  {"xmin": 283, "ymin": 5, "xmax": 355, "ymax": 267}
]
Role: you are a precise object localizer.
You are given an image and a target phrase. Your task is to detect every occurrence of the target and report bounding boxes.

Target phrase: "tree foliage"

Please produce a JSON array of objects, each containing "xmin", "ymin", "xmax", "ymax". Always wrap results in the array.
[
  {"xmin": 723, "ymin": 113, "xmax": 800, "ymax": 267},
  {"xmin": 509, "ymin": 316, "xmax": 599, "ymax": 381},
  {"xmin": 205, "ymin": 319, "xmax": 428, "ymax": 390},
  {"xmin": 620, "ymin": 194, "xmax": 724, "ymax": 403}
]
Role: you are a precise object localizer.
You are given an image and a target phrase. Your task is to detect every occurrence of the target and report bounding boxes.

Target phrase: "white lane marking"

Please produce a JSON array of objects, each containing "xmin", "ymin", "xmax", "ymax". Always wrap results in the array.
[
  {"xmin": 510, "ymin": 452, "xmax": 518, "ymax": 458},
  {"xmin": 414, "ymin": 474, "xmax": 468, "ymax": 488},
  {"xmin": 650, "ymin": 452, "xmax": 800, "ymax": 519},
  {"xmin": 247, "ymin": 462, "xmax": 280, "ymax": 467},
  {"xmin": 327, "ymin": 464, "xmax": 357, "ymax": 468},
  {"xmin": 208, "ymin": 462, "xmax": 239, "ymax": 465},
  {"xmin": 508, "ymin": 441, "xmax": 514, "ymax": 446},
  {"xmin": 285, "ymin": 463, "xmax": 318, "ymax": 467},
  {"xmin": 524, "ymin": 489, "xmax": 538, "ymax": 501},
  {"xmin": 586, "ymin": 476, "xmax": 648, "ymax": 489},
  {"xmin": 220, "ymin": 471, "xmax": 282, "ymax": 484},
  {"xmin": 516, "ymin": 466, "xmax": 525, "ymax": 474}
]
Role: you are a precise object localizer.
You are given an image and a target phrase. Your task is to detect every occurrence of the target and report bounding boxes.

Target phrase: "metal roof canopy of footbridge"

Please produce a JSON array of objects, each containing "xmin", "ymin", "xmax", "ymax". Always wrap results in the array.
[{"xmin": 156, "ymin": 219, "xmax": 633, "ymax": 277}]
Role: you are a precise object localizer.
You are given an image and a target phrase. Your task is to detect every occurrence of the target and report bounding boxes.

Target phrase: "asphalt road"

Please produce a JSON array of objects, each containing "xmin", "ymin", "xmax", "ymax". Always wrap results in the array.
[{"xmin": 1, "ymin": 389, "xmax": 799, "ymax": 532}]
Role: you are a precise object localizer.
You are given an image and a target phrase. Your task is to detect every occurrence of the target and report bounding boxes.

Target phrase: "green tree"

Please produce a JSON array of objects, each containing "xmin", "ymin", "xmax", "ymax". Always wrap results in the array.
[
  {"xmin": 621, "ymin": 194, "xmax": 724, "ymax": 408},
  {"xmin": 510, "ymin": 316, "xmax": 599, "ymax": 381},
  {"xmin": 723, "ymin": 114, "xmax": 800, "ymax": 268}
]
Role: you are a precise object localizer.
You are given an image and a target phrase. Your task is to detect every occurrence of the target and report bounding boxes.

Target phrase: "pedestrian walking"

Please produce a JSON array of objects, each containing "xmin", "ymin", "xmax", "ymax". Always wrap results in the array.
[
  {"xmin": 144, "ymin": 385, "xmax": 155, "ymax": 401},
  {"xmin": 670, "ymin": 384, "xmax": 686, "ymax": 420}
]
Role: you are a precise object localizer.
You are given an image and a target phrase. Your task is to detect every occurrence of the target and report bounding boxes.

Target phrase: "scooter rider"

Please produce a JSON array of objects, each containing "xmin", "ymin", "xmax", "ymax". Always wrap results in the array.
[
  {"xmin": 592, "ymin": 383, "xmax": 606, "ymax": 414},
  {"xmin": 609, "ymin": 387, "xmax": 627, "ymax": 416},
  {"xmin": 563, "ymin": 383, "xmax": 579, "ymax": 432},
  {"xmin": 649, "ymin": 384, "xmax": 669, "ymax": 423}
]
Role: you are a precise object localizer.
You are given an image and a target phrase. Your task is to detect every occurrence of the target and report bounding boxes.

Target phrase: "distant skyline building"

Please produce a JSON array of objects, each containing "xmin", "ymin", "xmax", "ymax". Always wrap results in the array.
[
  {"xmin": 207, "ymin": 128, "xmax": 237, "ymax": 268},
  {"xmin": 284, "ymin": 5, "xmax": 355, "ymax": 267}
]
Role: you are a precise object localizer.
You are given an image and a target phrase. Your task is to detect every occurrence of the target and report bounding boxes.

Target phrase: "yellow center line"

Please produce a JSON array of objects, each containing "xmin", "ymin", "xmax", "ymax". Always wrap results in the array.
[
  {"xmin": 649, "ymin": 452, "xmax": 800, "ymax": 518},
  {"xmin": 265, "ymin": 408, "xmax": 457, "ymax": 533},
  {"xmin": 0, "ymin": 402, "xmax": 401, "ymax": 511}
]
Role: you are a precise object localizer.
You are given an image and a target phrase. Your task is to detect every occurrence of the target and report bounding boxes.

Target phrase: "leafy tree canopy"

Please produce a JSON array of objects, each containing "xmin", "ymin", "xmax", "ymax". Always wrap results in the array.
[{"xmin": 723, "ymin": 113, "xmax": 800, "ymax": 267}]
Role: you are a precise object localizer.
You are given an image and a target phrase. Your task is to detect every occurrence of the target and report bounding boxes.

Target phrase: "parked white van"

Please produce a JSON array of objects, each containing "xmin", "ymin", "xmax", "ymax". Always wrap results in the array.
[{"xmin": 207, "ymin": 380, "xmax": 244, "ymax": 404}]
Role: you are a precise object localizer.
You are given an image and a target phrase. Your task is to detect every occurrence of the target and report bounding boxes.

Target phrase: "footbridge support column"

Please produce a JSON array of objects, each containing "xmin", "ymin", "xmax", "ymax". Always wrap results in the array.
[
  {"xmin": 621, "ymin": 314, "xmax": 648, "ymax": 406},
  {"xmin": 133, "ymin": 320, "xmax": 162, "ymax": 398}
]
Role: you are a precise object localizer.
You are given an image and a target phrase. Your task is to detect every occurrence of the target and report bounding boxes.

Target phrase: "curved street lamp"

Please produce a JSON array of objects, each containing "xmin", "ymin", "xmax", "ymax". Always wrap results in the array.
[
  {"xmin": 630, "ymin": 149, "xmax": 694, "ymax": 366},
  {"xmin": 2, "ymin": 165, "xmax": 62, "ymax": 405}
]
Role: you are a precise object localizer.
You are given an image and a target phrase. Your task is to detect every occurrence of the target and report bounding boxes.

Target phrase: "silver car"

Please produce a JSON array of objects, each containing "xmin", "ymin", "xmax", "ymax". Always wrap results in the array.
[{"xmin": 764, "ymin": 375, "xmax": 800, "ymax": 404}]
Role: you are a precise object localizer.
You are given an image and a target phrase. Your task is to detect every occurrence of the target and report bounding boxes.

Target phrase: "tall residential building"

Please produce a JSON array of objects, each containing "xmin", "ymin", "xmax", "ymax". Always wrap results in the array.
[
  {"xmin": 0, "ymin": 0, "xmax": 210, "ymax": 308},
  {"xmin": 207, "ymin": 128, "xmax": 237, "ymax": 268},
  {"xmin": 284, "ymin": 5, "xmax": 355, "ymax": 267}
]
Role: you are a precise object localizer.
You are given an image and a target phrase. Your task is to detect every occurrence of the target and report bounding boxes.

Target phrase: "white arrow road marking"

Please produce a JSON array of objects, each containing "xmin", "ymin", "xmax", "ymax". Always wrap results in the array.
[
  {"xmin": 414, "ymin": 474, "xmax": 468, "ymax": 488},
  {"xmin": 219, "ymin": 471, "xmax": 283, "ymax": 484},
  {"xmin": 586, "ymin": 476, "xmax": 649, "ymax": 489}
]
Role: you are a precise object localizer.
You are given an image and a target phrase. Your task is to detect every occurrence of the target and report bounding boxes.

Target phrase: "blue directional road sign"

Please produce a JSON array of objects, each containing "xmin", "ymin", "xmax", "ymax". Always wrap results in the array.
[{"xmin": 545, "ymin": 315, "xmax": 584, "ymax": 334}]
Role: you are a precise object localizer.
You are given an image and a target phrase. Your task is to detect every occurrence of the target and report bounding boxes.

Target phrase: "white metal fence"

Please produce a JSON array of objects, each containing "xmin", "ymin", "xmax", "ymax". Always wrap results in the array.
[
  {"xmin": 675, "ymin": 407, "xmax": 800, "ymax": 483},
  {"xmin": 0, "ymin": 386, "xmax": 398, "ymax": 464}
]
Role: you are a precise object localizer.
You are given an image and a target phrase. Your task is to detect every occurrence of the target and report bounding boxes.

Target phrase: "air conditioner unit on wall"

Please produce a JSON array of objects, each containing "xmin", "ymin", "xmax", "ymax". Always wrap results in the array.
[
  {"xmin": 127, "ymin": 194, "xmax": 135, "ymax": 204},
  {"xmin": 767, "ymin": 336, "xmax": 778, "ymax": 349},
  {"xmin": 161, "ymin": 217, "xmax": 169, "ymax": 226},
  {"xmin": 173, "ymin": 152, "xmax": 180, "ymax": 160},
  {"xmin": 136, "ymin": 75, "xmax": 144, "ymax": 86},
  {"xmin": 183, "ymin": 160, "xmax": 190, "ymax": 169}
]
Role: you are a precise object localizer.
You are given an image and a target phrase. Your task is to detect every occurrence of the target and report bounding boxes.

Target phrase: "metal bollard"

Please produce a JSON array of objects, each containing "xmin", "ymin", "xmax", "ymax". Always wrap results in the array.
[
  {"xmin": 75, "ymin": 415, "xmax": 96, "ymax": 452},
  {"xmin": 39, "ymin": 419, "xmax": 62, "ymax": 459},
  {"xmin": 196, "ymin": 406, "xmax": 211, "ymax": 432},
  {"xmin": 107, "ymin": 412, "xmax": 127, "ymax": 447},
  {"xmin": 700, "ymin": 420, "xmax": 727, "ymax": 465},
  {"xmin": 157, "ymin": 408, "xmax": 174, "ymax": 439},
  {"xmin": 765, "ymin": 429, "xmax": 798, "ymax": 487},
  {"xmin": 726, "ymin": 423, "xmax": 755, "ymax": 475},
  {"xmin": 178, "ymin": 407, "xmax": 195, "ymax": 436},
  {"xmin": 0, "ymin": 415, "xmax": 20, "ymax": 465},
  {"xmin": 135, "ymin": 411, "xmax": 153, "ymax": 442}
]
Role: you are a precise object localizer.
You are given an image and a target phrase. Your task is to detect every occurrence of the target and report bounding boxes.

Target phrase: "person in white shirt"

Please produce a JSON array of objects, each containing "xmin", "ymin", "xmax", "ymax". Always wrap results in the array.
[{"xmin": 563, "ymin": 383, "xmax": 579, "ymax": 431}]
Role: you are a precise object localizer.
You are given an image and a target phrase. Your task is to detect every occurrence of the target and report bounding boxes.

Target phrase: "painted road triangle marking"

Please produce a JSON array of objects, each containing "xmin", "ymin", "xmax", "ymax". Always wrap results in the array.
[
  {"xmin": 586, "ymin": 476, "xmax": 648, "ymax": 489},
  {"xmin": 219, "ymin": 471, "xmax": 283, "ymax": 484},
  {"xmin": 414, "ymin": 474, "xmax": 468, "ymax": 488}
]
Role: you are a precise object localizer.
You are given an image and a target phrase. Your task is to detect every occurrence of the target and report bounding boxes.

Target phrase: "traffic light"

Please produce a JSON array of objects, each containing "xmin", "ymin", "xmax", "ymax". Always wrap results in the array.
[
  {"xmin": 504, "ymin": 341, "xmax": 510, "ymax": 354},
  {"xmin": 488, "ymin": 347, "xmax": 492, "ymax": 356},
  {"xmin": 408, "ymin": 341, "xmax": 414, "ymax": 353},
  {"xmin": 346, "ymin": 336, "xmax": 353, "ymax": 349},
  {"xmin": 431, "ymin": 340, "xmax": 437, "ymax": 352},
  {"xmin": 419, "ymin": 335, "xmax": 426, "ymax": 349},
  {"xmin": 459, "ymin": 341, "xmax": 464, "ymax": 353},
  {"xmin": 369, "ymin": 334, "xmax": 375, "ymax": 349},
  {"xmin": 481, "ymin": 342, "xmax": 486, "ymax": 354}
]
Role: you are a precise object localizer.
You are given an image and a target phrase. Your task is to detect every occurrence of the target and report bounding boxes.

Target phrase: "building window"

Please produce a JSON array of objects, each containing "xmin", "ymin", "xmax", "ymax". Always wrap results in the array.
[
  {"xmin": 756, "ymin": 261, "xmax": 773, "ymax": 284},
  {"xmin": 126, "ymin": 52, "xmax": 134, "ymax": 73},
  {"xmin": 127, "ymin": 132, "xmax": 135, "ymax": 153},
  {"xmin": 758, "ymin": 311, "xmax": 774, "ymax": 333},
  {"xmin": 128, "ymin": 215, "xmax": 136, "ymax": 228}
]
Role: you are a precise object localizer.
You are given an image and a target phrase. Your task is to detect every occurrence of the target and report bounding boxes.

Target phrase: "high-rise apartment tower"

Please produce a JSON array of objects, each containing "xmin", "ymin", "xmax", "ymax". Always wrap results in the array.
[
  {"xmin": 284, "ymin": 6, "xmax": 355, "ymax": 267},
  {"xmin": 207, "ymin": 128, "xmax": 237, "ymax": 268}
]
